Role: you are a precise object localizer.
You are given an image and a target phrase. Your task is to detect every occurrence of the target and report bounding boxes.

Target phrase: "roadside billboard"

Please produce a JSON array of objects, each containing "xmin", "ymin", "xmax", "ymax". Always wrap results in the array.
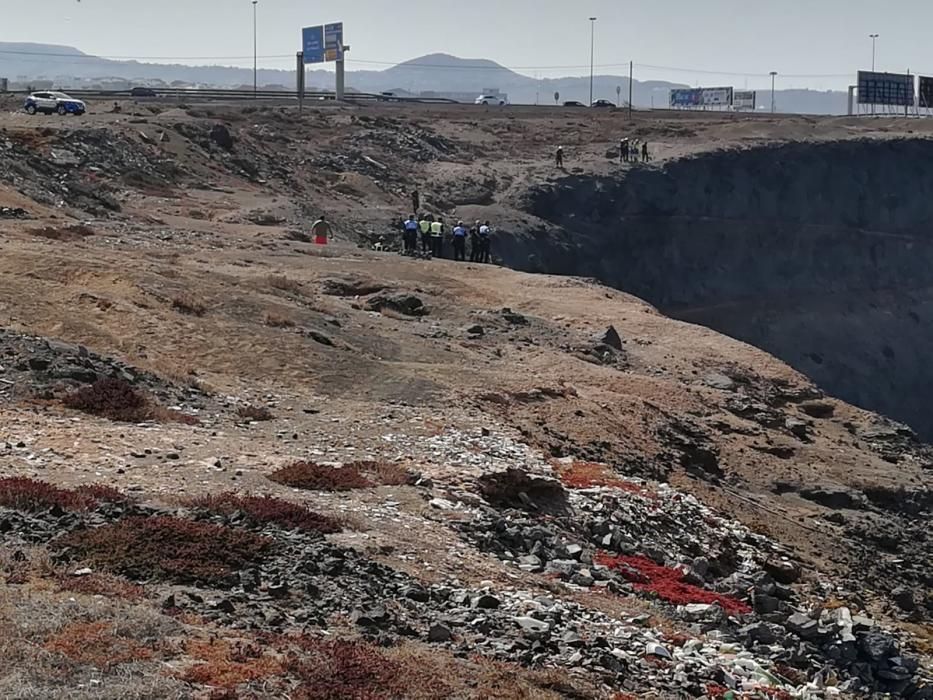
[
  {"xmin": 733, "ymin": 90, "xmax": 756, "ymax": 110},
  {"xmin": 670, "ymin": 88, "xmax": 701, "ymax": 107},
  {"xmin": 699, "ymin": 87, "xmax": 733, "ymax": 107},
  {"xmin": 857, "ymin": 71, "xmax": 914, "ymax": 106},
  {"xmin": 302, "ymin": 22, "xmax": 344, "ymax": 64},
  {"xmin": 919, "ymin": 76, "xmax": 933, "ymax": 108}
]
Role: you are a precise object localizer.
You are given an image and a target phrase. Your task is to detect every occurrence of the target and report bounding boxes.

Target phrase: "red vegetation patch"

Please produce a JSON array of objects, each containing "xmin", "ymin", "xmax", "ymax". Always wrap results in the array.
[
  {"xmin": 595, "ymin": 553, "xmax": 751, "ymax": 615},
  {"xmin": 557, "ymin": 461, "xmax": 654, "ymax": 497},
  {"xmin": 268, "ymin": 460, "xmax": 413, "ymax": 492},
  {"xmin": 43, "ymin": 621, "xmax": 155, "ymax": 671},
  {"xmin": 56, "ymin": 516, "xmax": 273, "ymax": 585},
  {"xmin": 187, "ymin": 493, "xmax": 341, "ymax": 534},
  {"xmin": 0, "ymin": 477, "xmax": 131, "ymax": 513},
  {"xmin": 181, "ymin": 638, "xmax": 283, "ymax": 689},
  {"xmin": 62, "ymin": 377, "xmax": 200, "ymax": 425},
  {"xmin": 287, "ymin": 638, "xmax": 408, "ymax": 700}
]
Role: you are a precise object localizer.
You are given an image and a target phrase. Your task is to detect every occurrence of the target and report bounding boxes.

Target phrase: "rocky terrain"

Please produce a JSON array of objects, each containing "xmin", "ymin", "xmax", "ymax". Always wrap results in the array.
[{"xmin": 0, "ymin": 98, "xmax": 929, "ymax": 699}]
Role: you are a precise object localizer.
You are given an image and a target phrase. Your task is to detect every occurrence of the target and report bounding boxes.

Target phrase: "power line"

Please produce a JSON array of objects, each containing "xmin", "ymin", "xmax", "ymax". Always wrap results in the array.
[{"xmin": 0, "ymin": 47, "xmax": 889, "ymax": 80}]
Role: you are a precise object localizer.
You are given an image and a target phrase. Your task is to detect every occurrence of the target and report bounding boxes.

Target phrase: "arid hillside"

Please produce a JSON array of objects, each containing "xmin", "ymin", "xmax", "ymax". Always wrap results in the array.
[{"xmin": 0, "ymin": 99, "xmax": 929, "ymax": 699}]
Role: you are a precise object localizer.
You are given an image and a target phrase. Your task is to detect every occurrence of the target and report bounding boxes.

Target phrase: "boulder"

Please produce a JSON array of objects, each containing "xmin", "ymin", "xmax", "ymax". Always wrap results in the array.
[
  {"xmin": 365, "ymin": 293, "xmax": 427, "ymax": 317},
  {"xmin": 209, "ymin": 123, "xmax": 235, "ymax": 150},
  {"xmin": 598, "ymin": 325, "xmax": 624, "ymax": 351},
  {"xmin": 764, "ymin": 558, "xmax": 801, "ymax": 584}
]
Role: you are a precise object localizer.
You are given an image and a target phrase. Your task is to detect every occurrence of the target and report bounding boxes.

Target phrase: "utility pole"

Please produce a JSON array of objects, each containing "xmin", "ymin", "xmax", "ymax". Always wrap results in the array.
[
  {"xmin": 870, "ymin": 34, "xmax": 879, "ymax": 115},
  {"xmin": 770, "ymin": 71, "xmax": 778, "ymax": 114},
  {"xmin": 252, "ymin": 0, "xmax": 258, "ymax": 98},
  {"xmin": 589, "ymin": 17, "xmax": 597, "ymax": 106},
  {"xmin": 628, "ymin": 61, "xmax": 634, "ymax": 120}
]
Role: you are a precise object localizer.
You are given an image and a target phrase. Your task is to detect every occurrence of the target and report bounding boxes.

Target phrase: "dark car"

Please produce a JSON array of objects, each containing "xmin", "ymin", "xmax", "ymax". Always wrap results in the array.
[
  {"xmin": 130, "ymin": 87, "xmax": 158, "ymax": 97},
  {"xmin": 591, "ymin": 99, "xmax": 615, "ymax": 108},
  {"xmin": 563, "ymin": 100, "xmax": 586, "ymax": 107}
]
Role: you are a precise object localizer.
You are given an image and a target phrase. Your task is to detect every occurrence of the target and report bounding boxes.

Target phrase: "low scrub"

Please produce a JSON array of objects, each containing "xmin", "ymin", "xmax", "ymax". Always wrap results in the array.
[
  {"xmin": 187, "ymin": 493, "xmax": 340, "ymax": 534},
  {"xmin": 181, "ymin": 638, "xmax": 283, "ymax": 690},
  {"xmin": 287, "ymin": 638, "xmax": 407, "ymax": 700},
  {"xmin": 267, "ymin": 274, "xmax": 304, "ymax": 295},
  {"xmin": 43, "ymin": 621, "xmax": 155, "ymax": 671},
  {"xmin": 268, "ymin": 460, "xmax": 413, "ymax": 492},
  {"xmin": 62, "ymin": 377, "xmax": 200, "ymax": 425},
  {"xmin": 0, "ymin": 477, "xmax": 130, "ymax": 513},
  {"xmin": 557, "ymin": 461, "xmax": 655, "ymax": 497},
  {"xmin": 58, "ymin": 572, "xmax": 146, "ymax": 601},
  {"xmin": 263, "ymin": 311, "xmax": 296, "ymax": 328},
  {"xmin": 171, "ymin": 292, "xmax": 207, "ymax": 316},
  {"xmin": 237, "ymin": 404, "xmax": 275, "ymax": 422},
  {"xmin": 56, "ymin": 516, "xmax": 273, "ymax": 585}
]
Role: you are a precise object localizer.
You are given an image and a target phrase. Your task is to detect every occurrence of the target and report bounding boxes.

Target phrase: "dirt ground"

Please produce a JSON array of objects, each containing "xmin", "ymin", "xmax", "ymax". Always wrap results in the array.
[{"xmin": 0, "ymin": 99, "xmax": 929, "ymax": 698}]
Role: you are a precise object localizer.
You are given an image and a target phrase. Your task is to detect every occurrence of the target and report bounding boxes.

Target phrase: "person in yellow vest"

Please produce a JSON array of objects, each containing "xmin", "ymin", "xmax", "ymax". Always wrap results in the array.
[
  {"xmin": 430, "ymin": 217, "xmax": 444, "ymax": 258},
  {"xmin": 311, "ymin": 215, "xmax": 331, "ymax": 245},
  {"xmin": 419, "ymin": 214, "xmax": 432, "ymax": 254}
]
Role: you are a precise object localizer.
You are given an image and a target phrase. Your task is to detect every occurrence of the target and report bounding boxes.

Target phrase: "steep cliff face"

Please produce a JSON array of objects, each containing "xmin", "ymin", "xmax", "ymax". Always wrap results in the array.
[{"xmin": 506, "ymin": 138, "xmax": 933, "ymax": 439}]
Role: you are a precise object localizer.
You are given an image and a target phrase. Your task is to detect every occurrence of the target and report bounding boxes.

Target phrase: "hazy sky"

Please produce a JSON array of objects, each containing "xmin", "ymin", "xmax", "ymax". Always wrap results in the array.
[{"xmin": 1, "ymin": 0, "xmax": 928, "ymax": 89}]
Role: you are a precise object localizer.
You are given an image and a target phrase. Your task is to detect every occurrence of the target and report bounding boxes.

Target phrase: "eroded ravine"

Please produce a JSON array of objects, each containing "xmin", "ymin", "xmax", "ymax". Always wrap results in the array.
[{"xmin": 506, "ymin": 138, "xmax": 933, "ymax": 440}]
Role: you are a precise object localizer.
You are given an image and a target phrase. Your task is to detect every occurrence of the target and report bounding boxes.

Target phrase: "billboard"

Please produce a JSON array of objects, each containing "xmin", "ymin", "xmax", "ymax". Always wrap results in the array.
[
  {"xmin": 699, "ymin": 87, "xmax": 733, "ymax": 106},
  {"xmin": 857, "ymin": 71, "xmax": 914, "ymax": 106},
  {"xmin": 302, "ymin": 22, "xmax": 344, "ymax": 64},
  {"xmin": 670, "ymin": 88, "xmax": 701, "ymax": 107},
  {"xmin": 919, "ymin": 76, "xmax": 933, "ymax": 108},
  {"xmin": 324, "ymin": 22, "xmax": 344, "ymax": 62},
  {"xmin": 733, "ymin": 90, "xmax": 756, "ymax": 110}
]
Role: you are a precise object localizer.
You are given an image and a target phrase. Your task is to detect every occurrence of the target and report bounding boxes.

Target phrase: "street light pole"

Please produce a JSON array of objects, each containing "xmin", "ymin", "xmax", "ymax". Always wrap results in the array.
[
  {"xmin": 770, "ymin": 71, "xmax": 778, "ymax": 114},
  {"xmin": 870, "ymin": 33, "xmax": 879, "ymax": 71},
  {"xmin": 252, "ymin": 0, "xmax": 258, "ymax": 98},
  {"xmin": 589, "ymin": 17, "xmax": 597, "ymax": 106}
]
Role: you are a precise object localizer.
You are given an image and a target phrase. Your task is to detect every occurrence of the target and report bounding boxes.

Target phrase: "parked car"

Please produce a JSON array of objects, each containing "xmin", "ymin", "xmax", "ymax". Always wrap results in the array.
[
  {"xmin": 130, "ymin": 87, "xmax": 158, "ymax": 97},
  {"xmin": 23, "ymin": 91, "xmax": 86, "ymax": 116},
  {"xmin": 378, "ymin": 91, "xmax": 398, "ymax": 102},
  {"xmin": 475, "ymin": 95, "xmax": 508, "ymax": 106},
  {"xmin": 591, "ymin": 99, "xmax": 615, "ymax": 108},
  {"xmin": 563, "ymin": 100, "xmax": 586, "ymax": 107}
]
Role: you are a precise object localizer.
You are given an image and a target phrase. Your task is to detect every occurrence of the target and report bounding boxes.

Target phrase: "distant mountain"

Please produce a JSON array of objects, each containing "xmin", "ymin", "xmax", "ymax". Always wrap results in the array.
[{"xmin": 0, "ymin": 43, "xmax": 849, "ymax": 114}]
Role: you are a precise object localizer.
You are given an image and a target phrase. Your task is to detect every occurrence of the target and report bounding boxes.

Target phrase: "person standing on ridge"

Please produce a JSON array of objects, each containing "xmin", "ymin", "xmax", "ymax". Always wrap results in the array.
[
  {"xmin": 419, "ymin": 214, "xmax": 432, "ymax": 254},
  {"xmin": 311, "ymin": 214, "xmax": 331, "ymax": 245},
  {"xmin": 430, "ymin": 216, "xmax": 444, "ymax": 258},
  {"xmin": 411, "ymin": 189, "xmax": 420, "ymax": 214},
  {"xmin": 555, "ymin": 146, "xmax": 564, "ymax": 169},
  {"xmin": 452, "ymin": 220, "xmax": 468, "ymax": 261},
  {"xmin": 469, "ymin": 220, "xmax": 481, "ymax": 262},
  {"xmin": 479, "ymin": 221, "xmax": 492, "ymax": 263},
  {"xmin": 403, "ymin": 214, "xmax": 419, "ymax": 254},
  {"xmin": 642, "ymin": 141, "xmax": 649, "ymax": 163}
]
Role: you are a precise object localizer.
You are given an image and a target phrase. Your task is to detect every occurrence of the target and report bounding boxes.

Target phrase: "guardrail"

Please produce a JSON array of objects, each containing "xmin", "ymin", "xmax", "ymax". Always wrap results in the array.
[{"xmin": 6, "ymin": 88, "xmax": 459, "ymax": 105}]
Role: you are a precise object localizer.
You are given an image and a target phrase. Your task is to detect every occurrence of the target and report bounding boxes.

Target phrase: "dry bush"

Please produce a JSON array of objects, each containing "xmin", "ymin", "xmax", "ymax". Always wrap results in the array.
[
  {"xmin": 187, "ymin": 493, "xmax": 340, "ymax": 534},
  {"xmin": 268, "ymin": 460, "xmax": 414, "ymax": 493},
  {"xmin": 63, "ymin": 377, "xmax": 150, "ymax": 422},
  {"xmin": 267, "ymin": 274, "xmax": 303, "ymax": 295},
  {"xmin": 29, "ymin": 224, "xmax": 95, "ymax": 242},
  {"xmin": 72, "ymin": 483, "xmax": 135, "ymax": 506},
  {"xmin": 263, "ymin": 311, "xmax": 296, "ymax": 328},
  {"xmin": 43, "ymin": 621, "xmax": 155, "ymax": 671},
  {"xmin": 237, "ymin": 404, "xmax": 275, "ymax": 422},
  {"xmin": 58, "ymin": 572, "xmax": 146, "ymax": 601},
  {"xmin": 55, "ymin": 517, "xmax": 273, "ymax": 585},
  {"xmin": 269, "ymin": 462, "xmax": 374, "ymax": 492},
  {"xmin": 351, "ymin": 460, "xmax": 415, "ymax": 487},
  {"xmin": 62, "ymin": 377, "xmax": 200, "ymax": 425},
  {"xmin": 171, "ymin": 292, "xmax": 207, "ymax": 316},
  {"xmin": 181, "ymin": 637, "xmax": 283, "ymax": 689}
]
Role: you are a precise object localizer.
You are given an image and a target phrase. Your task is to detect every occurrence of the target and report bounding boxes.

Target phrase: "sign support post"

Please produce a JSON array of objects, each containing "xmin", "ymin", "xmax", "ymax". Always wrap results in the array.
[{"xmin": 296, "ymin": 52, "xmax": 305, "ymax": 112}]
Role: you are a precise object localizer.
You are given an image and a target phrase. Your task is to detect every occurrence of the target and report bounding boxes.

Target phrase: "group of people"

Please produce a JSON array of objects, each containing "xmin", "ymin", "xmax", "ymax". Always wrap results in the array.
[
  {"xmin": 554, "ymin": 139, "xmax": 650, "ymax": 168},
  {"xmin": 620, "ymin": 138, "xmax": 650, "ymax": 163},
  {"xmin": 399, "ymin": 214, "xmax": 494, "ymax": 263}
]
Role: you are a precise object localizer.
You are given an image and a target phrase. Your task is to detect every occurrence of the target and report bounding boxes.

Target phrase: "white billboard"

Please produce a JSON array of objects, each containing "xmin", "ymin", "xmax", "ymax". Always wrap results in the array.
[
  {"xmin": 733, "ymin": 90, "xmax": 756, "ymax": 110},
  {"xmin": 699, "ymin": 87, "xmax": 733, "ymax": 106}
]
